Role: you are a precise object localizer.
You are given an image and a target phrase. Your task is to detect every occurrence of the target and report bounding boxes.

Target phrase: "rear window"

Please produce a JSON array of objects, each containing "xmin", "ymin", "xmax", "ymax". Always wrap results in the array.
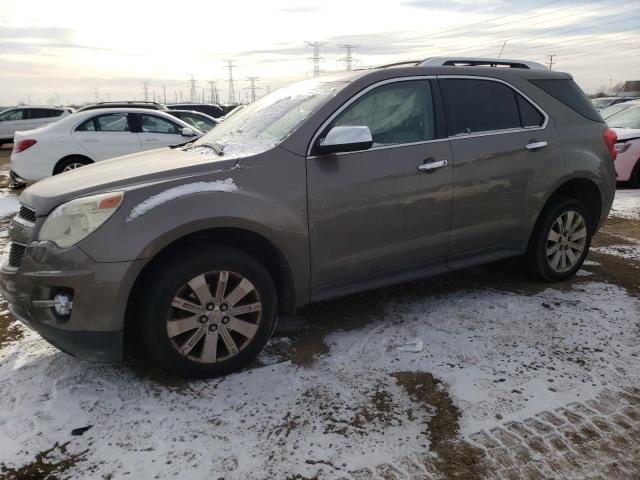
[{"xmin": 530, "ymin": 79, "xmax": 602, "ymax": 122}]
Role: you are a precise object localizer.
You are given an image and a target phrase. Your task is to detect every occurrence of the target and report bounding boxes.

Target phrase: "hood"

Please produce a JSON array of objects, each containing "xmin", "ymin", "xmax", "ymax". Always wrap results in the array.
[
  {"xmin": 21, "ymin": 147, "xmax": 238, "ymax": 215},
  {"xmin": 612, "ymin": 128, "xmax": 640, "ymax": 141}
]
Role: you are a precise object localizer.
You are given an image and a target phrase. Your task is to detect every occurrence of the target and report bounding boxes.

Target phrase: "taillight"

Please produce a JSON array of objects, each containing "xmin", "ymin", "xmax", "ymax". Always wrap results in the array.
[
  {"xmin": 603, "ymin": 128, "xmax": 617, "ymax": 161},
  {"xmin": 615, "ymin": 141, "xmax": 630, "ymax": 154},
  {"xmin": 14, "ymin": 139, "xmax": 37, "ymax": 153}
]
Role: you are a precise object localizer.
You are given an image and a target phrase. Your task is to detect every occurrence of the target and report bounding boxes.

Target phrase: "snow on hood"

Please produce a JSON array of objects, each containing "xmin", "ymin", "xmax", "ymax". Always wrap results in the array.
[
  {"xmin": 612, "ymin": 127, "xmax": 640, "ymax": 141},
  {"xmin": 126, "ymin": 178, "xmax": 238, "ymax": 222}
]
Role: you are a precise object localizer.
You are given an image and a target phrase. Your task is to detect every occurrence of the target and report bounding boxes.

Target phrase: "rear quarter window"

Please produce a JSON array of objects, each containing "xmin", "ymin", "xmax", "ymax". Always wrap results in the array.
[{"xmin": 530, "ymin": 79, "xmax": 602, "ymax": 122}]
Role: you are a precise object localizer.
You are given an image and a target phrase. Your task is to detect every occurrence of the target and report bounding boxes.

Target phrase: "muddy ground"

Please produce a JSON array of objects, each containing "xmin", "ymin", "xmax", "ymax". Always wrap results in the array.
[{"xmin": 0, "ymin": 143, "xmax": 639, "ymax": 479}]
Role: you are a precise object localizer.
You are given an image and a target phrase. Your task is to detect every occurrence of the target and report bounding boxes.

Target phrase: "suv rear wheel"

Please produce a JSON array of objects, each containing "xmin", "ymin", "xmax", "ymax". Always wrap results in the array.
[
  {"xmin": 526, "ymin": 199, "xmax": 592, "ymax": 282},
  {"xmin": 139, "ymin": 245, "xmax": 277, "ymax": 377}
]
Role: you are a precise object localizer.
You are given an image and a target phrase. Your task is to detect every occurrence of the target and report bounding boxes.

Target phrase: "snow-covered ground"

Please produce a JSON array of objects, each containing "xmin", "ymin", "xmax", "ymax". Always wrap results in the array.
[{"xmin": 0, "ymin": 174, "xmax": 639, "ymax": 479}]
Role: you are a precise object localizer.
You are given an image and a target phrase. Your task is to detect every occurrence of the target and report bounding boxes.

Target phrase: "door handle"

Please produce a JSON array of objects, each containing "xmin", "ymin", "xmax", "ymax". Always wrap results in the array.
[
  {"xmin": 525, "ymin": 140, "xmax": 548, "ymax": 151},
  {"xmin": 417, "ymin": 159, "xmax": 448, "ymax": 172}
]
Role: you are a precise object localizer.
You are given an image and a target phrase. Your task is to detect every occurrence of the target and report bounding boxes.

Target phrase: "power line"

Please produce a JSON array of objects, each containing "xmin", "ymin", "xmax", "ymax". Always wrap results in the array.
[
  {"xmin": 245, "ymin": 76, "xmax": 261, "ymax": 102},
  {"xmin": 208, "ymin": 80, "xmax": 219, "ymax": 104},
  {"xmin": 305, "ymin": 41, "xmax": 326, "ymax": 77},
  {"xmin": 141, "ymin": 81, "xmax": 150, "ymax": 102},
  {"xmin": 188, "ymin": 74, "xmax": 198, "ymax": 103}
]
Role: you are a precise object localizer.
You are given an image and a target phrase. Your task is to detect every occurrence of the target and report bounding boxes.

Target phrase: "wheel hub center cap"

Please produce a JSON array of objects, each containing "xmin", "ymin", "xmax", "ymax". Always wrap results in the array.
[{"xmin": 210, "ymin": 310, "xmax": 222, "ymax": 322}]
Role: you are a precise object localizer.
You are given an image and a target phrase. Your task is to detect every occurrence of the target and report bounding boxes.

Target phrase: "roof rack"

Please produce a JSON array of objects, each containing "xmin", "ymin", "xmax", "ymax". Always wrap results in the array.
[
  {"xmin": 375, "ymin": 60, "xmax": 421, "ymax": 69},
  {"xmin": 418, "ymin": 57, "xmax": 548, "ymax": 70}
]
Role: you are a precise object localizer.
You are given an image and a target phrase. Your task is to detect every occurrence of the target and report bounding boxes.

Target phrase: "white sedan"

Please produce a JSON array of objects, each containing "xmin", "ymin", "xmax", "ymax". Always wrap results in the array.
[{"xmin": 11, "ymin": 108, "xmax": 203, "ymax": 181}]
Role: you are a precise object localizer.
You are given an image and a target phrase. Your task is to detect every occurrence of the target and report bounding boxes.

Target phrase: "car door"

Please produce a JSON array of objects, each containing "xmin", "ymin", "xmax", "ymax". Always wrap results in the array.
[
  {"xmin": 136, "ymin": 113, "xmax": 186, "ymax": 150},
  {"xmin": 439, "ymin": 76, "xmax": 562, "ymax": 266},
  {"xmin": 0, "ymin": 108, "xmax": 26, "ymax": 139},
  {"xmin": 306, "ymin": 78, "xmax": 453, "ymax": 299},
  {"xmin": 23, "ymin": 108, "xmax": 59, "ymax": 130},
  {"xmin": 72, "ymin": 112, "xmax": 142, "ymax": 160}
]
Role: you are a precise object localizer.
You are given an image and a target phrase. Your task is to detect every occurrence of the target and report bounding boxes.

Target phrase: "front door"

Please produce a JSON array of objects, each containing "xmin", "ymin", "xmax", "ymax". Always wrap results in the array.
[
  {"xmin": 136, "ymin": 113, "xmax": 187, "ymax": 150},
  {"xmin": 72, "ymin": 112, "xmax": 141, "ymax": 160},
  {"xmin": 0, "ymin": 108, "xmax": 26, "ymax": 140},
  {"xmin": 307, "ymin": 79, "xmax": 453, "ymax": 299}
]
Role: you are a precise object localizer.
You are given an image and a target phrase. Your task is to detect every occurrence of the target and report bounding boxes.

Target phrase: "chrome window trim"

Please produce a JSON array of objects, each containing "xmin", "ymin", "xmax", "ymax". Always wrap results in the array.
[
  {"xmin": 72, "ymin": 112, "xmax": 133, "ymax": 133},
  {"xmin": 306, "ymin": 74, "xmax": 550, "ymax": 158}
]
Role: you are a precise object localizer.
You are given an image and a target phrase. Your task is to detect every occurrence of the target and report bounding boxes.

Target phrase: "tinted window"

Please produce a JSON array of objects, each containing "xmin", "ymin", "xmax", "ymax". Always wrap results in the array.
[
  {"xmin": 331, "ymin": 80, "xmax": 435, "ymax": 146},
  {"xmin": 517, "ymin": 95, "xmax": 544, "ymax": 128},
  {"xmin": 442, "ymin": 79, "xmax": 521, "ymax": 135},
  {"xmin": 77, "ymin": 113, "xmax": 130, "ymax": 132},
  {"xmin": 531, "ymin": 79, "xmax": 602, "ymax": 122},
  {"xmin": 173, "ymin": 113, "xmax": 216, "ymax": 132},
  {"xmin": 140, "ymin": 114, "xmax": 181, "ymax": 134},
  {"xmin": 0, "ymin": 109, "xmax": 24, "ymax": 121},
  {"xmin": 26, "ymin": 108, "xmax": 60, "ymax": 119}
]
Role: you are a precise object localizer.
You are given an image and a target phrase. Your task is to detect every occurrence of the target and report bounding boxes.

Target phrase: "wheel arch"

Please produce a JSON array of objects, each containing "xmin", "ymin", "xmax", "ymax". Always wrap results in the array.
[
  {"xmin": 124, "ymin": 226, "xmax": 297, "ymax": 337},
  {"xmin": 53, "ymin": 154, "xmax": 94, "ymax": 175}
]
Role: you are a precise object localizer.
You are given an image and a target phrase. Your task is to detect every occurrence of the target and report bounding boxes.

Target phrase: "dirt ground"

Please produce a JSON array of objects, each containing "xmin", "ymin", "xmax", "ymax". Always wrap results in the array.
[{"xmin": 0, "ymin": 143, "xmax": 639, "ymax": 479}]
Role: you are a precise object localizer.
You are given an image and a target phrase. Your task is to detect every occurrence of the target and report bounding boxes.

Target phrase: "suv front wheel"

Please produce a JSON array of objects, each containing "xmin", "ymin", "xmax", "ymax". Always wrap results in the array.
[
  {"xmin": 526, "ymin": 199, "xmax": 593, "ymax": 282},
  {"xmin": 139, "ymin": 245, "xmax": 277, "ymax": 377}
]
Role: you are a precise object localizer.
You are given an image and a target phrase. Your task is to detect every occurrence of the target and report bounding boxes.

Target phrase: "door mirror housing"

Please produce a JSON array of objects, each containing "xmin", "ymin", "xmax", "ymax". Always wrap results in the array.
[
  {"xmin": 317, "ymin": 126, "xmax": 373, "ymax": 155},
  {"xmin": 181, "ymin": 127, "xmax": 196, "ymax": 137}
]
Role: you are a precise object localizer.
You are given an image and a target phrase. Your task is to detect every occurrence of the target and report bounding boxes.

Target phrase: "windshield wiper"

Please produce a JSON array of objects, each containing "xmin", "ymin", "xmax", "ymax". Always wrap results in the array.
[{"xmin": 185, "ymin": 142, "xmax": 225, "ymax": 156}]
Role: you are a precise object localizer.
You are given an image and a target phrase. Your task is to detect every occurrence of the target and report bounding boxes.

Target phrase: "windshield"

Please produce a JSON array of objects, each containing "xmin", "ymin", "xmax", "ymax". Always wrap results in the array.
[
  {"xmin": 188, "ymin": 78, "xmax": 346, "ymax": 156},
  {"xmin": 600, "ymin": 102, "xmax": 635, "ymax": 119},
  {"xmin": 607, "ymin": 106, "xmax": 640, "ymax": 129},
  {"xmin": 592, "ymin": 98, "xmax": 612, "ymax": 108}
]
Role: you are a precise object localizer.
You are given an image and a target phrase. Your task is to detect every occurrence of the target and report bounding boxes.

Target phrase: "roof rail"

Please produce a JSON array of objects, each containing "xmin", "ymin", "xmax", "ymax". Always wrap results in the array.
[
  {"xmin": 418, "ymin": 57, "xmax": 548, "ymax": 70},
  {"xmin": 375, "ymin": 60, "xmax": 421, "ymax": 69}
]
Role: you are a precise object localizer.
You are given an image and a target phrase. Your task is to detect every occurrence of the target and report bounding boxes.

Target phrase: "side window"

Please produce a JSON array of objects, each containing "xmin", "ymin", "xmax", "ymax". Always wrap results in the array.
[
  {"xmin": 516, "ymin": 95, "xmax": 544, "ymax": 128},
  {"xmin": 330, "ymin": 80, "xmax": 436, "ymax": 146},
  {"xmin": 26, "ymin": 109, "xmax": 58, "ymax": 119},
  {"xmin": 442, "ymin": 79, "xmax": 521, "ymax": 135},
  {"xmin": 0, "ymin": 109, "xmax": 24, "ymax": 121},
  {"xmin": 140, "ymin": 114, "xmax": 181, "ymax": 134},
  {"xmin": 76, "ymin": 113, "xmax": 129, "ymax": 132}
]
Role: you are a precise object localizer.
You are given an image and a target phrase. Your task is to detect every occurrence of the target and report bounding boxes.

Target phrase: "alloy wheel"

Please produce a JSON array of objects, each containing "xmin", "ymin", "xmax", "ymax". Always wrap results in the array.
[
  {"xmin": 167, "ymin": 270, "xmax": 262, "ymax": 363},
  {"xmin": 62, "ymin": 162, "xmax": 86, "ymax": 171},
  {"xmin": 545, "ymin": 210, "xmax": 587, "ymax": 273}
]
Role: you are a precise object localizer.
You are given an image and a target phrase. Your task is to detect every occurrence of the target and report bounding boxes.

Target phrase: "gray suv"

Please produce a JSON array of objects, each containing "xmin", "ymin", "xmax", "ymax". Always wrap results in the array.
[{"xmin": 1, "ymin": 57, "xmax": 617, "ymax": 377}]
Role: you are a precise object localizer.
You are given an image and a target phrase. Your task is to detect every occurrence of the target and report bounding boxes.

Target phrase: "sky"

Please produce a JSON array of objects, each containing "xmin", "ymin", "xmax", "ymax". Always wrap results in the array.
[{"xmin": 0, "ymin": 0, "xmax": 638, "ymax": 106}]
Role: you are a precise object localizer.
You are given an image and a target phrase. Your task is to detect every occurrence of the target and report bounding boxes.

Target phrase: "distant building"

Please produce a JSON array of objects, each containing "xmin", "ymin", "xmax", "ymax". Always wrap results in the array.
[{"xmin": 621, "ymin": 81, "xmax": 640, "ymax": 97}]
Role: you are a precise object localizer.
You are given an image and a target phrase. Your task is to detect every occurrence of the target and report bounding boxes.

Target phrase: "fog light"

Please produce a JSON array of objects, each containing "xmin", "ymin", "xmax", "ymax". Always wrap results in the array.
[{"xmin": 53, "ymin": 293, "xmax": 73, "ymax": 316}]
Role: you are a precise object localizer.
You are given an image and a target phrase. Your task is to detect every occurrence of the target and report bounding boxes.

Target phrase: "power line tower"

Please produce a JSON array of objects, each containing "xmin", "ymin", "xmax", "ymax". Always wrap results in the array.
[
  {"xmin": 188, "ymin": 74, "xmax": 198, "ymax": 103},
  {"xmin": 246, "ymin": 76, "xmax": 261, "ymax": 102},
  {"xmin": 162, "ymin": 85, "xmax": 167, "ymax": 104},
  {"xmin": 546, "ymin": 54, "xmax": 556, "ymax": 70},
  {"xmin": 224, "ymin": 59, "xmax": 237, "ymax": 104},
  {"xmin": 305, "ymin": 41, "xmax": 326, "ymax": 77},
  {"xmin": 338, "ymin": 44, "xmax": 360, "ymax": 71},
  {"xmin": 207, "ymin": 80, "xmax": 219, "ymax": 104},
  {"xmin": 93, "ymin": 87, "xmax": 99, "ymax": 103},
  {"xmin": 141, "ymin": 81, "xmax": 150, "ymax": 102}
]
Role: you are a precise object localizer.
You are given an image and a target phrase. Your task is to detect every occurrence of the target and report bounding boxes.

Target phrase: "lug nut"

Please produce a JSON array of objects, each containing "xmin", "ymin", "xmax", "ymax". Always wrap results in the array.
[
  {"xmin": 221, "ymin": 316, "xmax": 229, "ymax": 324},
  {"xmin": 209, "ymin": 324, "xmax": 218, "ymax": 332},
  {"xmin": 220, "ymin": 304, "xmax": 228, "ymax": 312},
  {"xmin": 199, "ymin": 315, "xmax": 208, "ymax": 324},
  {"xmin": 206, "ymin": 303, "xmax": 214, "ymax": 311}
]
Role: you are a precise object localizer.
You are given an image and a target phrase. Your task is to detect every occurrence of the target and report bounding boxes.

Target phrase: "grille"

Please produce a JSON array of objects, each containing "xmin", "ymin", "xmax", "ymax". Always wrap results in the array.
[
  {"xmin": 18, "ymin": 205, "xmax": 36, "ymax": 223},
  {"xmin": 8, "ymin": 243, "xmax": 26, "ymax": 268}
]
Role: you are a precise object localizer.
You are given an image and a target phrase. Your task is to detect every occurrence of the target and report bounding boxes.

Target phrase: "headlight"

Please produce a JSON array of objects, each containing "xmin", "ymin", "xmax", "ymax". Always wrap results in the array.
[{"xmin": 38, "ymin": 192, "xmax": 124, "ymax": 248}]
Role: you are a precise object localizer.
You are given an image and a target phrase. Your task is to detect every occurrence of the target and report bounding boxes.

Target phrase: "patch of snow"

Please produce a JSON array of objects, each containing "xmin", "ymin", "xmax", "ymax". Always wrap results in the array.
[
  {"xmin": 126, "ymin": 179, "xmax": 238, "ymax": 222},
  {"xmin": 592, "ymin": 244, "xmax": 640, "ymax": 261},
  {"xmin": 0, "ymin": 194, "xmax": 19, "ymax": 218},
  {"xmin": 610, "ymin": 189, "xmax": 640, "ymax": 220},
  {"xmin": 397, "ymin": 338, "xmax": 423, "ymax": 353},
  {"xmin": 575, "ymin": 269, "xmax": 594, "ymax": 276}
]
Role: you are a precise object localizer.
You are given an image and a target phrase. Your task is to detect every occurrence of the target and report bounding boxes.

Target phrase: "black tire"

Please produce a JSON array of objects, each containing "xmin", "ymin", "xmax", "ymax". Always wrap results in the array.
[
  {"xmin": 526, "ymin": 198, "xmax": 593, "ymax": 282},
  {"xmin": 53, "ymin": 156, "xmax": 92, "ymax": 175},
  {"xmin": 139, "ymin": 245, "xmax": 277, "ymax": 378},
  {"xmin": 629, "ymin": 161, "xmax": 640, "ymax": 189}
]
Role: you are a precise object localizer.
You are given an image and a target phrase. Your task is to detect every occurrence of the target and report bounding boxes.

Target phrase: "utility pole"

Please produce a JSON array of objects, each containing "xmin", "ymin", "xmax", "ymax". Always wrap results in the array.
[
  {"xmin": 162, "ymin": 85, "xmax": 167, "ymax": 104},
  {"xmin": 208, "ymin": 80, "xmax": 219, "ymax": 104},
  {"xmin": 224, "ymin": 59, "xmax": 237, "ymax": 104},
  {"xmin": 546, "ymin": 54, "xmax": 556, "ymax": 70},
  {"xmin": 141, "ymin": 81, "xmax": 150, "ymax": 102},
  {"xmin": 93, "ymin": 87, "xmax": 99, "ymax": 103},
  {"xmin": 188, "ymin": 74, "xmax": 198, "ymax": 103},
  {"xmin": 338, "ymin": 44, "xmax": 360, "ymax": 71},
  {"xmin": 498, "ymin": 41, "xmax": 507, "ymax": 58},
  {"xmin": 609, "ymin": 78, "xmax": 613, "ymax": 95},
  {"xmin": 246, "ymin": 76, "xmax": 261, "ymax": 103},
  {"xmin": 305, "ymin": 41, "xmax": 326, "ymax": 77}
]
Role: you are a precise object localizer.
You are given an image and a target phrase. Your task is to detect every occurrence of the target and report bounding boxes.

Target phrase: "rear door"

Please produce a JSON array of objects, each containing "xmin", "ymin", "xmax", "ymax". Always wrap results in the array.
[
  {"xmin": 439, "ymin": 76, "xmax": 562, "ymax": 265},
  {"xmin": 307, "ymin": 78, "xmax": 453, "ymax": 298},
  {"xmin": 72, "ymin": 112, "xmax": 142, "ymax": 160},
  {"xmin": 23, "ymin": 108, "xmax": 62, "ymax": 130},
  {"xmin": 0, "ymin": 108, "xmax": 26, "ymax": 139},
  {"xmin": 136, "ymin": 113, "xmax": 187, "ymax": 150}
]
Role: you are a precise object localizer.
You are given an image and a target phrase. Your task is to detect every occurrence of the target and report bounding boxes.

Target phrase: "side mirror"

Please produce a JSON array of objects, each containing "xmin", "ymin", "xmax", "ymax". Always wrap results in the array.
[
  {"xmin": 317, "ymin": 126, "xmax": 373, "ymax": 155},
  {"xmin": 181, "ymin": 127, "xmax": 196, "ymax": 137}
]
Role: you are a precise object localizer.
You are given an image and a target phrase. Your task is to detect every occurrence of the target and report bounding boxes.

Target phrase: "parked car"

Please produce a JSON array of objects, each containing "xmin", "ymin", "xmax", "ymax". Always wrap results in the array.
[
  {"xmin": 0, "ymin": 106, "xmax": 74, "ymax": 146},
  {"xmin": 10, "ymin": 108, "xmax": 202, "ymax": 181},
  {"xmin": 168, "ymin": 103, "xmax": 224, "ymax": 118},
  {"xmin": 607, "ymin": 104, "xmax": 640, "ymax": 130},
  {"xmin": 1, "ymin": 57, "xmax": 616, "ymax": 377},
  {"xmin": 611, "ymin": 128, "xmax": 640, "ymax": 187},
  {"xmin": 167, "ymin": 110, "xmax": 220, "ymax": 132},
  {"xmin": 591, "ymin": 96, "xmax": 635, "ymax": 111},
  {"xmin": 600, "ymin": 99, "xmax": 640, "ymax": 119},
  {"xmin": 75, "ymin": 101, "xmax": 167, "ymax": 112}
]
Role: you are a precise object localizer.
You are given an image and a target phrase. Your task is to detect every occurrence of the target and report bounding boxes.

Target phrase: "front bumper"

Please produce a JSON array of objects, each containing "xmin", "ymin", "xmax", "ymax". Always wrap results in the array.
[{"xmin": 0, "ymin": 228, "xmax": 143, "ymax": 362}]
